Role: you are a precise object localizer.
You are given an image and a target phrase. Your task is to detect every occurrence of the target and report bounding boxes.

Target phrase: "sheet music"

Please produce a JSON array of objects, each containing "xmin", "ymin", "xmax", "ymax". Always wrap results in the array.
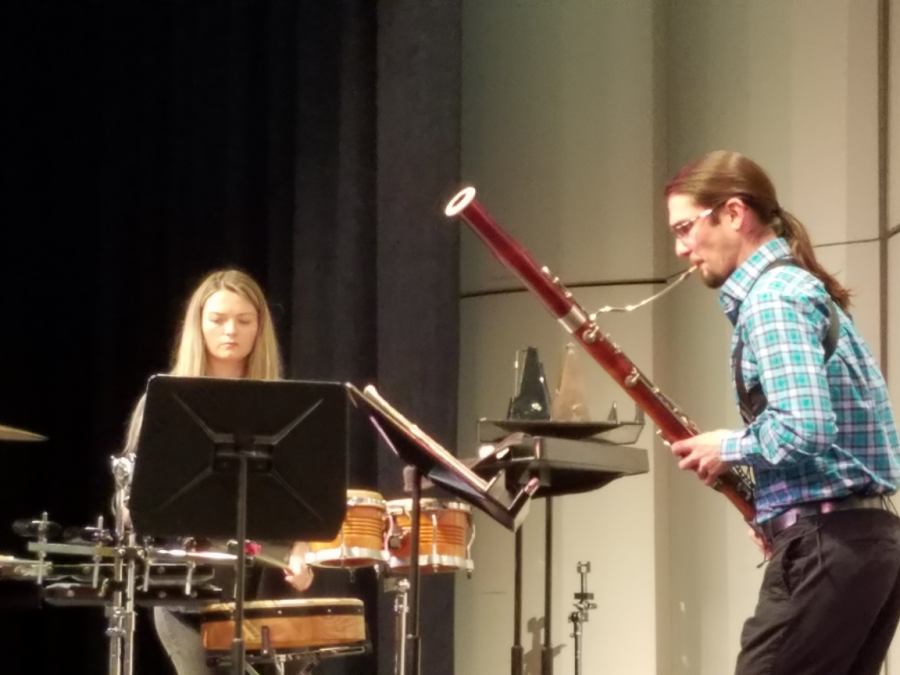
[{"xmin": 347, "ymin": 384, "xmax": 489, "ymax": 493}]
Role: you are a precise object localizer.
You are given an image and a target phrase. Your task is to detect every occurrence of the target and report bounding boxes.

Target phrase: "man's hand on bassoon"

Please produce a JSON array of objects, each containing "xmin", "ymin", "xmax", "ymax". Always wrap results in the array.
[{"xmin": 670, "ymin": 430, "xmax": 733, "ymax": 486}]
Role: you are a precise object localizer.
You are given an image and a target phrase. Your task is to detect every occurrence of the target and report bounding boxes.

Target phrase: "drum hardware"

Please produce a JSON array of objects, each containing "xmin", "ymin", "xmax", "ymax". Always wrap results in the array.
[
  {"xmin": 111, "ymin": 453, "xmax": 133, "ymax": 538},
  {"xmin": 207, "ymin": 643, "xmax": 370, "ymax": 675},
  {"xmin": 14, "ymin": 509, "xmax": 236, "ymax": 675},
  {"xmin": 90, "ymin": 516, "xmax": 108, "ymax": 589},
  {"xmin": 0, "ymin": 554, "xmax": 53, "ymax": 581},
  {"xmin": 568, "ymin": 561, "xmax": 597, "ymax": 675},
  {"xmin": 147, "ymin": 543, "xmax": 236, "ymax": 596},
  {"xmin": 14, "ymin": 512, "xmax": 58, "ymax": 584},
  {"xmin": 105, "ymin": 530, "xmax": 138, "ymax": 675},
  {"xmin": 383, "ymin": 576, "xmax": 411, "ymax": 675},
  {"xmin": 15, "ymin": 510, "xmax": 142, "ymax": 675}
]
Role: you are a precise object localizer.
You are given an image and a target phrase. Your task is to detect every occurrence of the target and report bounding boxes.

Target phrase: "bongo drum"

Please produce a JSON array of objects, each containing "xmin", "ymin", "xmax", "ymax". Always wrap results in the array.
[
  {"xmin": 386, "ymin": 499, "xmax": 474, "ymax": 573},
  {"xmin": 306, "ymin": 490, "xmax": 389, "ymax": 568},
  {"xmin": 200, "ymin": 598, "xmax": 366, "ymax": 653}
]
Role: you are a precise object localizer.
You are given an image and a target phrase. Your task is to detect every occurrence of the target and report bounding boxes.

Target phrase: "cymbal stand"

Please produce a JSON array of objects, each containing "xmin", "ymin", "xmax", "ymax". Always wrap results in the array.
[
  {"xmin": 567, "ymin": 562, "xmax": 597, "ymax": 675},
  {"xmin": 384, "ymin": 576, "xmax": 411, "ymax": 675},
  {"xmin": 108, "ymin": 453, "xmax": 140, "ymax": 675}
]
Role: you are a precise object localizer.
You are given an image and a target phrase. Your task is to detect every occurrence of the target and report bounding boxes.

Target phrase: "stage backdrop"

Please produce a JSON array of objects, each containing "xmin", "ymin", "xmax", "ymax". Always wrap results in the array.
[{"xmin": 0, "ymin": 2, "xmax": 460, "ymax": 674}]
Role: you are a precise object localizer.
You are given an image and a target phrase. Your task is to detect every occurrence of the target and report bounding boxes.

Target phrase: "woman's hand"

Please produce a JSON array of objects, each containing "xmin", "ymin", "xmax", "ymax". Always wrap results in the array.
[{"xmin": 285, "ymin": 541, "xmax": 314, "ymax": 592}]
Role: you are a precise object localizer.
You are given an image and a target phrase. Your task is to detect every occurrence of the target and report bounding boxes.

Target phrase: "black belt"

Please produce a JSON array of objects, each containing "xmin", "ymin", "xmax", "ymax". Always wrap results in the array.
[{"xmin": 761, "ymin": 495, "xmax": 886, "ymax": 540}]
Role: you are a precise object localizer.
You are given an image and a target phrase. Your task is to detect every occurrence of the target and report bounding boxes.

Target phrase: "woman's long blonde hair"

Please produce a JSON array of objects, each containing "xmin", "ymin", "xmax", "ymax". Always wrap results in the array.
[
  {"xmin": 171, "ymin": 269, "xmax": 282, "ymax": 380},
  {"xmin": 122, "ymin": 269, "xmax": 283, "ymax": 454}
]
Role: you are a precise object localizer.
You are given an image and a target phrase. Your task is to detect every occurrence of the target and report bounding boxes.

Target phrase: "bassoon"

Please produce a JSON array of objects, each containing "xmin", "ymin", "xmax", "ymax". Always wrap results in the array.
[{"xmin": 445, "ymin": 187, "xmax": 756, "ymax": 523}]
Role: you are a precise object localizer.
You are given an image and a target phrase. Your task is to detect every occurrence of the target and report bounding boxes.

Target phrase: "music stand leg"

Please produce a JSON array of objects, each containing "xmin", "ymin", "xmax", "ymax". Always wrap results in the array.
[
  {"xmin": 511, "ymin": 527, "xmax": 524, "ymax": 675},
  {"xmin": 541, "ymin": 497, "xmax": 553, "ymax": 675},
  {"xmin": 231, "ymin": 451, "xmax": 250, "ymax": 675},
  {"xmin": 406, "ymin": 471, "xmax": 422, "ymax": 675}
]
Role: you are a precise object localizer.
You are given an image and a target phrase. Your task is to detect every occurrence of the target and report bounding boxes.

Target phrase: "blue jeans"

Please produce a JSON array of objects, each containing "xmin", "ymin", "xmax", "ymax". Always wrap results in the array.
[{"xmin": 153, "ymin": 607, "xmax": 211, "ymax": 675}]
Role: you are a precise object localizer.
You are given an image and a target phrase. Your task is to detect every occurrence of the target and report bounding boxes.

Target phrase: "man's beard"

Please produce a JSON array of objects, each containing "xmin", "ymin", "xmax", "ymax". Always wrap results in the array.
[{"xmin": 699, "ymin": 266, "xmax": 726, "ymax": 289}]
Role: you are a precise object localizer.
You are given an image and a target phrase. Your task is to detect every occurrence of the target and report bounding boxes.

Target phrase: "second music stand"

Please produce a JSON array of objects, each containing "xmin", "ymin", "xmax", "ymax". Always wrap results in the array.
[{"xmin": 348, "ymin": 384, "xmax": 540, "ymax": 675}]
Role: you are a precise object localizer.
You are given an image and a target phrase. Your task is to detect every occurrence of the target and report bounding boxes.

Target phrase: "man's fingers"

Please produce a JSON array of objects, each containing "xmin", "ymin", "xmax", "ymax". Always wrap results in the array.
[
  {"xmin": 678, "ymin": 454, "xmax": 698, "ymax": 471},
  {"xmin": 671, "ymin": 442, "xmax": 692, "ymax": 458}
]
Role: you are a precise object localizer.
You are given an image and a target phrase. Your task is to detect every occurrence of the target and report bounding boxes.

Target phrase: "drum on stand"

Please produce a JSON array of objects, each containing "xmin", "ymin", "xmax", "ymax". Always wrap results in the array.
[
  {"xmin": 306, "ymin": 490, "xmax": 389, "ymax": 568},
  {"xmin": 201, "ymin": 597, "xmax": 367, "ymax": 653},
  {"xmin": 386, "ymin": 498, "xmax": 475, "ymax": 574}
]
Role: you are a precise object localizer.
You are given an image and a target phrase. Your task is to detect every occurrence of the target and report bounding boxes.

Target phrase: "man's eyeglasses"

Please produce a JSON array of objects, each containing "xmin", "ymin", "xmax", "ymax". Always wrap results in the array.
[{"xmin": 670, "ymin": 208, "xmax": 713, "ymax": 240}]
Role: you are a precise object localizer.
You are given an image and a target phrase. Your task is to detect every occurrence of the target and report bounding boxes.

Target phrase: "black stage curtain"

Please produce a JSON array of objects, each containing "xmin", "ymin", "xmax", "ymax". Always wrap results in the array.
[{"xmin": 1, "ymin": 2, "xmax": 460, "ymax": 674}]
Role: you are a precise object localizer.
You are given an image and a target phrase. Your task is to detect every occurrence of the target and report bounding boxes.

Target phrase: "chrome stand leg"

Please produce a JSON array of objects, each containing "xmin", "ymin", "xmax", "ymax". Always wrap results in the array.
[
  {"xmin": 385, "ymin": 577, "xmax": 410, "ymax": 675},
  {"xmin": 106, "ymin": 532, "xmax": 138, "ymax": 675}
]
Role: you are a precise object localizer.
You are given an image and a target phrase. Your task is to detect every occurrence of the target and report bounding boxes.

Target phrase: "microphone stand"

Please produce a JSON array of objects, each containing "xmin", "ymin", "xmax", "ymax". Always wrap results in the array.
[{"xmin": 568, "ymin": 562, "xmax": 597, "ymax": 675}]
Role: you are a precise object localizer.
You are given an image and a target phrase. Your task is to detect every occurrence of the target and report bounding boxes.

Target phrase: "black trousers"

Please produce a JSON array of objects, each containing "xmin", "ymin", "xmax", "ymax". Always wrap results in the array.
[{"xmin": 736, "ymin": 508, "xmax": 900, "ymax": 675}]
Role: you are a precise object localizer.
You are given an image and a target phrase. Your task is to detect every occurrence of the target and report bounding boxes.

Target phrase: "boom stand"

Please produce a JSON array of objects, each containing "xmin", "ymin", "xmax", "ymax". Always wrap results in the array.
[{"xmin": 128, "ymin": 376, "xmax": 350, "ymax": 675}]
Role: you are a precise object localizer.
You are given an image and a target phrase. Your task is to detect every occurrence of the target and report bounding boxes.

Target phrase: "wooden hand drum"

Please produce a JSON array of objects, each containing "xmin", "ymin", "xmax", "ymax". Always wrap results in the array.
[{"xmin": 200, "ymin": 598, "xmax": 366, "ymax": 653}]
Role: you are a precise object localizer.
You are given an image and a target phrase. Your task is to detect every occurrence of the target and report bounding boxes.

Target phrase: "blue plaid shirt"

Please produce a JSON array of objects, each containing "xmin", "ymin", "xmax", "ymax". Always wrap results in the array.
[{"xmin": 718, "ymin": 238, "xmax": 900, "ymax": 524}]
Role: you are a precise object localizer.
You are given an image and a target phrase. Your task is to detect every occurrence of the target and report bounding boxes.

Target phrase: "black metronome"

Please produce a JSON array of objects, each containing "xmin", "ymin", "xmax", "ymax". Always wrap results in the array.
[{"xmin": 506, "ymin": 347, "xmax": 552, "ymax": 421}]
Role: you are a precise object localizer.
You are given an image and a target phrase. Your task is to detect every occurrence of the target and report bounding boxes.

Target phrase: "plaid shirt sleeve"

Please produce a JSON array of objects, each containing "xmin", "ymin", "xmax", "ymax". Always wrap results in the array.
[{"xmin": 719, "ymin": 291, "xmax": 837, "ymax": 468}]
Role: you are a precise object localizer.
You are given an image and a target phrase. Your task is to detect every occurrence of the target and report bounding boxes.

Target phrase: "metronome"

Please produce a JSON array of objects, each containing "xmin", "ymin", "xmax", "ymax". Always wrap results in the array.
[{"xmin": 506, "ymin": 347, "xmax": 551, "ymax": 421}]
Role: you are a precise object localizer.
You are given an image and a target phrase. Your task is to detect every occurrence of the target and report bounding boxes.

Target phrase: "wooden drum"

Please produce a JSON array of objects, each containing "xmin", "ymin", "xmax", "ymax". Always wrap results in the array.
[
  {"xmin": 386, "ymin": 498, "xmax": 474, "ymax": 573},
  {"xmin": 306, "ymin": 490, "xmax": 389, "ymax": 568},
  {"xmin": 201, "ymin": 598, "xmax": 366, "ymax": 653}
]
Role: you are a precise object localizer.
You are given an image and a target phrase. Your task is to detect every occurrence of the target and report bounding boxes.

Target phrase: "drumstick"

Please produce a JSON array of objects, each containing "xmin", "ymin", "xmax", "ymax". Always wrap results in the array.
[{"xmin": 252, "ymin": 552, "xmax": 292, "ymax": 572}]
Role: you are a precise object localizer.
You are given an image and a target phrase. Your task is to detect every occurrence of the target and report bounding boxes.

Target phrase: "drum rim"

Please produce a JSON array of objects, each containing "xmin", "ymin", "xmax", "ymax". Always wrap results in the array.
[
  {"xmin": 202, "ymin": 598, "xmax": 365, "ymax": 621},
  {"xmin": 346, "ymin": 489, "xmax": 385, "ymax": 504},
  {"xmin": 386, "ymin": 498, "xmax": 472, "ymax": 513},
  {"xmin": 202, "ymin": 597, "xmax": 364, "ymax": 614},
  {"xmin": 305, "ymin": 546, "xmax": 389, "ymax": 567},
  {"xmin": 389, "ymin": 553, "xmax": 474, "ymax": 572}
]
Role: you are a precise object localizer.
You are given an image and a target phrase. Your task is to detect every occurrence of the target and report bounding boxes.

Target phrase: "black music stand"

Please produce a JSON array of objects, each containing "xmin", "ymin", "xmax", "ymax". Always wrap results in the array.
[
  {"xmin": 347, "ymin": 384, "xmax": 539, "ymax": 675},
  {"xmin": 129, "ymin": 375, "xmax": 350, "ymax": 675}
]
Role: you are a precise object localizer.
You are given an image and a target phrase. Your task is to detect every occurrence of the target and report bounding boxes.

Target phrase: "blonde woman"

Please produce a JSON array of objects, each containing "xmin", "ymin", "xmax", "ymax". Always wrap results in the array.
[{"xmin": 121, "ymin": 269, "xmax": 313, "ymax": 675}]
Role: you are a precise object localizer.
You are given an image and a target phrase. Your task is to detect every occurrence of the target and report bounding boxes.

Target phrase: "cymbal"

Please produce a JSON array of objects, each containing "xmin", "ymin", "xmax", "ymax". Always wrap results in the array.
[{"xmin": 0, "ymin": 424, "xmax": 46, "ymax": 442}]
